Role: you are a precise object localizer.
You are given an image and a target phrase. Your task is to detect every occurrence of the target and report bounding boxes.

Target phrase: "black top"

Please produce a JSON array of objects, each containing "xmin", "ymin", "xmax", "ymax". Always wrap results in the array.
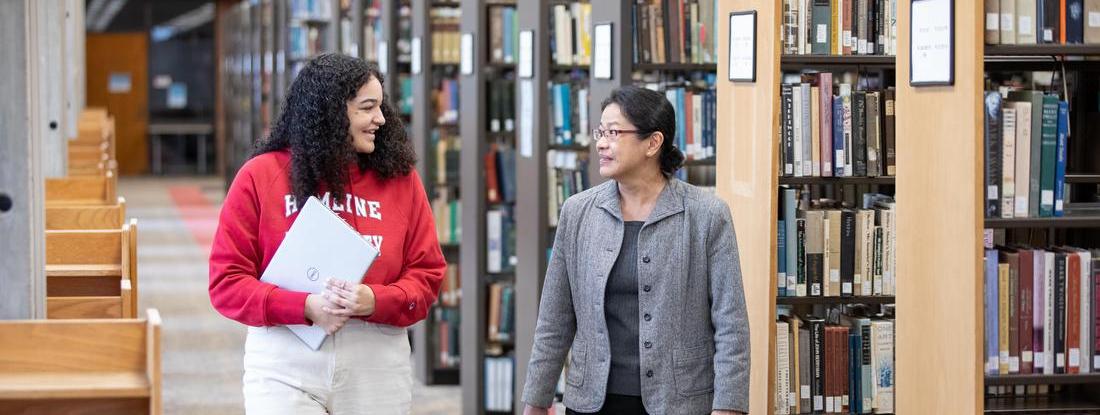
[{"xmin": 604, "ymin": 221, "xmax": 644, "ymax": 396}]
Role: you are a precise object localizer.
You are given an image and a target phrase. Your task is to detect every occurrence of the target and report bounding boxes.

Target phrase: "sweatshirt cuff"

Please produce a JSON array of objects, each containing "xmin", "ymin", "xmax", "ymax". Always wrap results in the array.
[
  {"xmin": 365, "ymin": 283, "xmax": 409, "ymax": 323},
  {"xmin": 265, "ymin": 287, "xmax": 310, "ymax": 326}
]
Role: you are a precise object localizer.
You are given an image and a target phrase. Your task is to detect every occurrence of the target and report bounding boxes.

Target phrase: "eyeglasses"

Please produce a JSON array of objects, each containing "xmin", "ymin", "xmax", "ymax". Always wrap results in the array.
[{"xmin": 592, "ymin": 129, "xmax": 647, "ymax": 142}]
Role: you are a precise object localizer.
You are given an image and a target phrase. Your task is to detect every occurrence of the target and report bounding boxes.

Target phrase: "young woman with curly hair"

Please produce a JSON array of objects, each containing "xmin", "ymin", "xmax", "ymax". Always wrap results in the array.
[{"xmin": 209, "ymin": 53, "xmax": 445, "ymax": 414}]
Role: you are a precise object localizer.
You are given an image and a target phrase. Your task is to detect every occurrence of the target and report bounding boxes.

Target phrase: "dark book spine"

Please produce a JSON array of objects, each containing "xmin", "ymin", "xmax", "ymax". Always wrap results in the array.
[
  {"xmin": 797, "ymin": 218, "xmax": 807, "ymax": 296},
  {"xmin": 853, "ymin": 91, "xmax": 867, "ymax": 177},
  {"xmin": 779, "ymin": 219, "xmax": 787, "ymax": 297},
  {"xmin": 884, "ymin": 87, "xmax": 896, "ymax": 176},
  {"xmin": 784, "ymin": 85, "xmax": 795, "ymax": 176},
  {"xmin": 1020, "ymin": 250, "xmax": 1035, "ymax": 374},
  {"xmin": 984, "ymin": 92, "xmax": 1003, "ymax": 218},
  {"xmin": 1041, "ymin": 0, "xmax": 1062, "ymax": 43},
  {"xmin": 1068, "ymin": 0, "xmax": 1085, "ymax": 43},
  {"xmin": 841, "ymin": 210, "xmax": 856, "ymax": 296}
]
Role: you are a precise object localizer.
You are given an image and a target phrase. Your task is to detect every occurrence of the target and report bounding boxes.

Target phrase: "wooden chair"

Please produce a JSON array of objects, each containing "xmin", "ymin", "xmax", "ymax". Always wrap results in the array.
[
  {"xmin": 0, "ymin": 309, "xmax": 162, "ymax": 415},
  {"xmin": 45, "ymin": 220, "xmax": 138, "ymax": 318},
  {"xmin": 45, "ymin": 170, "xmax": 117, "ymax": 206}
]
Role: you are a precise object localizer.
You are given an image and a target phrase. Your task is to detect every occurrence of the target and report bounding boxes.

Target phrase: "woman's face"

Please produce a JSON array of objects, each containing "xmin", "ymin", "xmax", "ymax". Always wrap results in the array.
[
  {"xmin": 596, "ymin": 103, "xmax": 660, "ymax": 180},
  {"xmin": 347, "ymin": 76, "xmax": 386, "ymax": 154}
]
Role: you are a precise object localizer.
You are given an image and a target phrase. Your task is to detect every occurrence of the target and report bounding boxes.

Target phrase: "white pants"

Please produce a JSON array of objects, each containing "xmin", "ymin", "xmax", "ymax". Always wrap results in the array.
[{"xmin": 242, "ymin": 319, "xmax": 413, "ymax": 415}]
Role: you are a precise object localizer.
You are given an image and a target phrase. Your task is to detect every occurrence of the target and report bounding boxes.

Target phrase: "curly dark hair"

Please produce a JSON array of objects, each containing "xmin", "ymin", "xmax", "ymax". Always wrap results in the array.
[{"xmin": 254, "ymin": 53, "xmax": 416, "ymax": 206}]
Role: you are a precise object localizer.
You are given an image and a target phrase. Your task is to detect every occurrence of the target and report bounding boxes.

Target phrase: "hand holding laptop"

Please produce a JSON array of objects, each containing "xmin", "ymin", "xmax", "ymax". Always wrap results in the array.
[
  {"xmin": 305, "ymin": 293, "xmax": 349, "ymax": 335},
  {"xmin": 321, "ymin": 278, "xmax": 376, "ymax": 317}
]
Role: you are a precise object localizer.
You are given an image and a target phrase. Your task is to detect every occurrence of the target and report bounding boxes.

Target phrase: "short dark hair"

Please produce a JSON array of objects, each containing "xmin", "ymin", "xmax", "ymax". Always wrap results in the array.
[
  {"xmin": 254, "ymin": 53, "xmax": 416, "ymax": 207},
  {"xmin": 601, "ymin": 85, "xmax": 684, "ymax": 177}
]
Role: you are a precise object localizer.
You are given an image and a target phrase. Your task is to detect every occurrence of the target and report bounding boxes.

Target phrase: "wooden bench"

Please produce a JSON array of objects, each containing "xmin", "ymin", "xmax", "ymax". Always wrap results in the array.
[
  {"xmin": 45, "ymin": 198, "xmax": 126, "ymax": 230},
  {"xmin": 45, "ymin": 171, "xmax": 117, "ymax": 206},
  {"xmin": 45, "ymin": 220, "xmax": 138, "ymax": 318},
  {"xmin": 0, "ymin": 309, "xmax": 162, "ymax": 415}
]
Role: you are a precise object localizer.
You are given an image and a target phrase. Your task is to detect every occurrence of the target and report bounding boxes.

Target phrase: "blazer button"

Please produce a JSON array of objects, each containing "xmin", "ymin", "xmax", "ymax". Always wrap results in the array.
[
  {"xmin": 646, "ymin": 370, "xmax": 654, "ymax": 378},
  {"xmin": 642, "ymin": 256, "xmax": 651, "ymax": 263},
  {"xmin": 643, "ymin": 285, "xmax": 652, "ymax": 292},
  {"xmin": 644, "ymin": 341, "xmax": 652, "ymax": 349},
  {"xmin": 643, "ymin": 313, "xmax": 651, "ymax": 322}
]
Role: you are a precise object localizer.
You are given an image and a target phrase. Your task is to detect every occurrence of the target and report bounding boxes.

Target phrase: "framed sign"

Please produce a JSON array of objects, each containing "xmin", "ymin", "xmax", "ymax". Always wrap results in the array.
[
  {"xmin": 910, "ymin": 0, "xmax": 954, "ymax": 86},
  {"xmin": 593, "ymin": 22, "xmax": 613, "ymax": 80},
  {"xmin": 727, "ymin": 11, "xmax": 756, "ymax": 82}
]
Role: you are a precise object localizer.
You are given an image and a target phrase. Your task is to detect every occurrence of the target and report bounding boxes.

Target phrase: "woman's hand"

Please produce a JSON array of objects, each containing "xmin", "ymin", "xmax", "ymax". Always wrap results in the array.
[
  {"xmin": 321, "ymin": 278, "xmax": 376, "ymax": 317},
  {"xmin": 522, "ymin": 404, "xmax": 550, "ymax": 415},
  {"xmin": 304, "ymin": 294, "xmax": 349, "ymax": 335}
]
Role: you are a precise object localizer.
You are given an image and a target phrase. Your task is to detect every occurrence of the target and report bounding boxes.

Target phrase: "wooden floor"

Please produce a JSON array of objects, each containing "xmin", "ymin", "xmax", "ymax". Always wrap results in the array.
[{"xmin": 122, "ymin": 176, "xmax": 460, "ymax": 415}]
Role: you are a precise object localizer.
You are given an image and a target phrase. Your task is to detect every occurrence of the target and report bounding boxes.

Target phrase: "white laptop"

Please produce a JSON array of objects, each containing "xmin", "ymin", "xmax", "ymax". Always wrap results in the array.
[{"xmin": 260, "ymin": 196, "xmax": 379, "ymax": 350}]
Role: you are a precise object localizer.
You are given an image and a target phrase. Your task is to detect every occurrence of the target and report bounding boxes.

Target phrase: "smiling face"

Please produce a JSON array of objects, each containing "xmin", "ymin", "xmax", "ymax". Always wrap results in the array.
[
  {"xmin": 596, "ymin": 103, "xmax": 662, "ymax": 180},
  {"xmin": 346, "ymin": 76, "xmax": 386, "ymax": 154}
]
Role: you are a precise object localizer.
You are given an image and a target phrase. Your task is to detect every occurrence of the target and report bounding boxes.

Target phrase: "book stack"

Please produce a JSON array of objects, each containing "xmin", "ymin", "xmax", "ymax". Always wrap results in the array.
[
  {"xmin": 780, "ymin": 74, "xmax": 896, "ymax": 178},
  {"xmin": 781, "ymin": 0, "xmax": 899, "ymax": 56},
  {"xmin": 982, "ymin": 90, "xmax": 1070, "ymax": 219},
  {"xmin": 550, "ymin": 2, "xmax": 593, "ymax": 66},
  {"xmin": 631, "ymin": 0, "xmax": 719, "ymax": 64},
  {"xmin": 775, "ymin": 308, "xmax": 895, "ymax": 414},
  {"xmin": 778, "ymin": 188, "xmax": 896, "ymax": 298},
  {"xmin": 983, "ymin": 246, "xmax": 1099, "ymax": 379},
  {"xmin": 984, "ymin": 0, "xmax": 1100, "ymax": 45}
]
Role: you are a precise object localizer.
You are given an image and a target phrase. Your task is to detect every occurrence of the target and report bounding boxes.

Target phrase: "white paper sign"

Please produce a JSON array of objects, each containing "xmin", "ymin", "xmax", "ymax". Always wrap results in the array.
[
  {"xmin": 910, "ymin": 0, "xmax": 954, "ymax": 86},
  {"xmin": 411, "ymin": 37, "xmax": 422, "ymax": 75},
  {"xmin": 153, "ymin": 75, "xmax": 172, "ymax": 89},
  {"xmin": 519, "ymin": 80, "xmax": 534, "ymax": 158},
  {"xmin": 593, "ymin": 23, "xmax": 613, "ymax": 79},
  {"xmin": 108, "ymin": 72, "xmax": 132, "ymax": 93},
  {"xmin": 461, "ymin": 33, "xmax": 474, "ymax": 75},
  {"xmin": 727, "ymin": 11, "xmax": 756, "ymax": 82},
  {"xmin": 519, "ymin": 30, "xmax": 534, "ymax": 79},
  {"xmin": 378, "ymin": 41, "xmax": 389, "ymax": 74}
]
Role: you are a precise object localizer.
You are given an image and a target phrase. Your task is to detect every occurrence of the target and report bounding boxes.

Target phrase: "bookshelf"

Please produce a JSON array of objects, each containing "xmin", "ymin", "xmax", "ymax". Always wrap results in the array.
[
  {"xmin": 408, "ymin": 0, "xmax": 463, "ymax": 387},
  {"xmin": 980, "ymin": 21, "xmax": 1100, "ymax": 410},
  {"xmin": 455, "ymin": 0, "xmax": 520, "ymax": 413}
]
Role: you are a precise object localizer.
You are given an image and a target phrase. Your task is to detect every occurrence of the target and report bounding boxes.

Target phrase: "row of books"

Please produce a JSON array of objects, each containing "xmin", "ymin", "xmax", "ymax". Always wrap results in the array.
[
  {"xmin": 431, "ymin": 187, "xmax": 461, "ymax": 246},
  {"xmin": 780, "ymin": 74, "xmax": 897, "ymax": 178},
  {"xmin": 984, "ymin": 0, "xmax": 1100, "ymax": 45},
  {"xmin": 487, "ymin": 207, "xmax": 517, "ymax": 275},
  {"xmin": 432, "ymin": 131, "xmax": 460, "ymax": 187},
  {"xmin": 489, "ymin": 78, "xmax": 516, "ymax": 134},
  {"xmin": 431, "ymin": 7, "xmax": 461, "ymax": 64},
  {"xmin": 778, "ymin": 188, "xmax": 897, "ymax": 297},
  {"xmin": 983, "ymin": 90, "xmax": 1069, "ymax": 219},
  {"xmin": 399, "ymin": 76, "xmax": 413, "ymax": 115},
  {"xmin": 550, "ymin": 81, "xmax": 591, "ymax": 147},
  {"xmin": 433, "ymin": 306, "xmax": 460, "ymax": 368},
  {"xmin": 486, "ymin": 144, "xmax": 518, "ymax": 206},
  {"xmin": 435, "ymin": 77, "xmax": 460, "ymax": 125},
  {"xmin": 290, "ymin": 0, "xmax": 332, "ymax": 20},
  {"xmin": 551, "ymin": 2, "xmax": 593, "ymax": 66},
  {"xmin": 547, "ymin": 150, "xmax": 591, "ymax": 228},
  {"xmin": 781, "ymin": 0, "xmax": 899, "ymax": 56},
  {"xmin": 983, "ymin": 246, "xmax": 1099, "ymax": 375},
  {"xmin": 487, "ymin": 282, "xmax": 515, "ymax": 343},
  {"xmin": 631, "ymin": 0, "xmax": 718, "ymax": 65},
  {"xmin": 662, "ymin": 77, "xmax": 717, "ymax": 161},
  {"xmin": 775, "ymin": 310, "xmax": 895, "ymax": 414},
  {"xmin": 289, "ymin": 25, "xmax": 325, "ymax": 60},
  {"xmin": 485, "ymin": 355, "xmax": 515, "ymax": 412},
  {"xmin": 488, "ymin": 5, "xmax": 518, "ymax": 65}
]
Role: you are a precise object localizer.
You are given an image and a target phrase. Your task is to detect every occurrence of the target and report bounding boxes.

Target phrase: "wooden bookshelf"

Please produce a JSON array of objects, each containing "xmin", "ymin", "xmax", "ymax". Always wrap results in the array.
[
  {"xmin": 780, "ymin": 54, "xmax": 897, "ymax": 67},
  {"xmin": 779, "ymin": 176, "xmax": 896, "ymax": 185},
  {"xmin": 1065, "ymin": 174, "xmax": 1100, "ymax": 184},
  {"xmin": 985, "ymin": 44, "xmax": 1100, "ymax": 56},
  {"xmin": 633, "ymin": 62, "xmax": 718, "ymax": 72},
  {"xmin": 986, "ymin": 374, "xmax": 1100, "ymax": 386},
  {"xmin": 983, "ymin": 217, "xmax": 1100, "ymax": 229},
  {"xmin": 776, "ymin": 296, "xmax": 896, "ymax": 306},
  {"xmin": 984, "ymin": 397, "xmax": 1100, "ymax": 413},
  {"xmin": 408, "ymin": 0, "xmax": 462, "ymax": 387}
]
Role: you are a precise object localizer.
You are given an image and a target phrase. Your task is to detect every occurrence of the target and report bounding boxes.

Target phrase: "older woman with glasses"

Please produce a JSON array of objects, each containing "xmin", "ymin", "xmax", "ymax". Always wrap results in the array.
[{"xmin": 521, "ymin": 85, "xmax": 750, "ymax": 415}]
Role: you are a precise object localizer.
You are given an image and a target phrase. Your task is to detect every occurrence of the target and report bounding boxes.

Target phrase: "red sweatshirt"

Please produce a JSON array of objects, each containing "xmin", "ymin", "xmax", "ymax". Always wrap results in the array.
[{"xmin": 209, "ymin": 149, "xmax": 446, "ymax": 327}]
